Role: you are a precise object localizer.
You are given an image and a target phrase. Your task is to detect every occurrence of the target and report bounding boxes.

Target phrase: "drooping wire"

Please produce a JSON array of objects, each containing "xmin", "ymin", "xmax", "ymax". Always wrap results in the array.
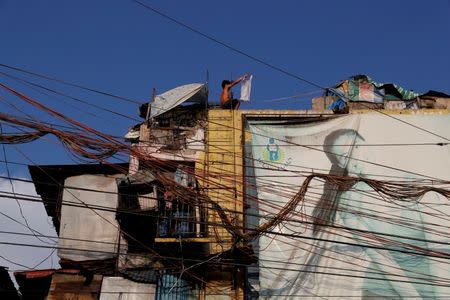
[{"xmin": 0, "ymin": 123, "xmax": 55, "ymax": 246}]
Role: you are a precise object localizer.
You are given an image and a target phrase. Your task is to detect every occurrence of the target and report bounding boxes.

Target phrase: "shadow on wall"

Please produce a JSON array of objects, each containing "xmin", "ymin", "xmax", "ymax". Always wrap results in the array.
[{"xmin": 312, "ymin": 129, "xmax": 364, "ymax": 235}]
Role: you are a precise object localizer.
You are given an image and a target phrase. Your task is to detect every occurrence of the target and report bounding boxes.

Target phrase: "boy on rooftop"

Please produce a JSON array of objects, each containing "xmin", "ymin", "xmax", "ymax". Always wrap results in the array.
[{"xmin": 220, "ymin": 73, "xmax": 249, "ymax": 110}]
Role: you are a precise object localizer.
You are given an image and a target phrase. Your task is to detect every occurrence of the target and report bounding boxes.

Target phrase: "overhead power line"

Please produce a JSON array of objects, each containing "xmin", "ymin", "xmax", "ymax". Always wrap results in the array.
[
  {"xmin": 0, "ymin": 70, "xmax": 141, "ymax": 122},
  {"xmin": 3, "ymin": 240, "xmax": 450, "ymax": 288},
  {"xmin": 131, "ymin": 0, "xmax": 323, "ymax": 90},
  {"xmin": 0, "ymin": 89, "xmax": 448, "ymax": 253},
  {"xmin": 206, "ymin": 119, "xmax": 448, "ymax": 181},
  {"xmin": 0, "ymin": 63, "xmax": 142, "ymax": 105},
  {"xmin": 0, "ymin": 77, "xmax": 448, "ymax": 290},
  {"xmin": 0, "ymin": 253, "xmax": 33, "ymax": 270},
  {"xmin": 1, "ymin": 190, "xmax": 449, "ymax": 247},
  {"xmin": 0, "ymin": 85, "xmax": 446, "ymax": 183},
  {"xmin": 1, "ymin": 175, "xmax": 450, "ymax": 246},
  {"xmin": 3, "ymin": 201, "xmax": 449, "ymax": 288},
  {"xmin": 0, "ymin": 97, "xmax": 448, "ymax": 258},
  {"xmin": 130, "ymin": 0, "xmax": 450, "ymax": 143},
  {"xmin": 1, "ymin": 189, "xmax": 449, "ymax": 260},
  {"xmin": 0, "ymin": 123, "xmax": 55, "ymax": 246}
]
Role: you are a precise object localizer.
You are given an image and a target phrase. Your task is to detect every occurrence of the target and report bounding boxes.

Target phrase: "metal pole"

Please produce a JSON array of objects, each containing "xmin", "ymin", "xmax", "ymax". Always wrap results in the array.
[{"xmin": 146, "ymin": 88, "xmax": 156, "ymax": 121}]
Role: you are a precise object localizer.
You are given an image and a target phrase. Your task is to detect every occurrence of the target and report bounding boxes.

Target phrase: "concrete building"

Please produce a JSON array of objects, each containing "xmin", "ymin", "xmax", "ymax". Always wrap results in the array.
[{"xmin": 24, "ymin": 76, "xmax": 450, "ymax": 299}]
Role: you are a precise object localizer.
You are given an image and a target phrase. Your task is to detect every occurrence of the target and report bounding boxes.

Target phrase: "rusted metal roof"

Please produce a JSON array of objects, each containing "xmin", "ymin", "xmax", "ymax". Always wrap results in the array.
[{"xmin": 14, "ymin": 268, "xmax": 80, "ymax": 279}]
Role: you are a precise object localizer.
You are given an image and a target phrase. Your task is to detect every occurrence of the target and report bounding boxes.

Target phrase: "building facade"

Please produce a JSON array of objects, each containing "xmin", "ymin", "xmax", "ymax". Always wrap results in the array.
[{"xmin": 23, "ymin": 78, "xmax": 450, "ymax": 299}]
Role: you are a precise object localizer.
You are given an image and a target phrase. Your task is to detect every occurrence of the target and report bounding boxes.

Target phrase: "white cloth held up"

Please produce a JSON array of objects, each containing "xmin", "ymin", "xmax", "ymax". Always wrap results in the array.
[{"xmin": 240, "ymin": 75, "xmax": 253, "ymax": 101}]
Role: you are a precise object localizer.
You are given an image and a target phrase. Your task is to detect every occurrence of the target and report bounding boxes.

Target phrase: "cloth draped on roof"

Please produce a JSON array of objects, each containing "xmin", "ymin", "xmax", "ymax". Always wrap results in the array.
[
  {"xmin": 149, "ymin": 83, "xmax": 207, "ymax": 119},
  {"xmin": 333, "ymin": 74, "xmax": 420, "ymax": 103}
]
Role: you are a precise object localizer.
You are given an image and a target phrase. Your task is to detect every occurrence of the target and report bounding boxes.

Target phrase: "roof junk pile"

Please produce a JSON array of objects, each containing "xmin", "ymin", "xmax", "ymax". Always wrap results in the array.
[{"xmin": 327, "ymin": 74, "xmax": 450, "ymax": 112}]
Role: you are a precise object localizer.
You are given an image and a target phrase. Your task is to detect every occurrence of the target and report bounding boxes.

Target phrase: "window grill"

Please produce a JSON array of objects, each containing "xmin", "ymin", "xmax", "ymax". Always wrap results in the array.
[{"xmin": 156, "ymin": 196, "xmax": 208, "ymax": 239}]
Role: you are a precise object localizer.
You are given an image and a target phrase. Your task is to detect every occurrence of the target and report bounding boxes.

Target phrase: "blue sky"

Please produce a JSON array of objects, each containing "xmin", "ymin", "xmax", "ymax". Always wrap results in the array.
[
  {"xmin": 0, "ymin": 0, "xmax": 449, "ymax": 272},
  {"xmin": 3, "ymin": 1, "xmax": 450, "ymax": 110}
]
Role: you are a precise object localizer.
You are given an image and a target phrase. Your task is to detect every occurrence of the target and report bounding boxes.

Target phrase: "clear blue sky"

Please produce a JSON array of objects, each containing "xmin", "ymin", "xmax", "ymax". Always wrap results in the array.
[{"xmin": 0, "ymin": 0, "xmax": 449, "ymax": 272}]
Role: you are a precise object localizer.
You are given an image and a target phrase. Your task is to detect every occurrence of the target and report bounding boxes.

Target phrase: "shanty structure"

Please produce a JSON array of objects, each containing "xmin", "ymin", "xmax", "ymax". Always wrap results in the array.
[{"xmin": 24, "ymin": 76, "xmax": 450, "ymax": 299}]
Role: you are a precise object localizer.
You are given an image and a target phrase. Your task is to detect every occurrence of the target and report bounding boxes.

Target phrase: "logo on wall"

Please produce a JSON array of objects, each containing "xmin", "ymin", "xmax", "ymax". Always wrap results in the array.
[{"xmin": 263, "ymin": 137, "xmax": 284, "ymax": 162}]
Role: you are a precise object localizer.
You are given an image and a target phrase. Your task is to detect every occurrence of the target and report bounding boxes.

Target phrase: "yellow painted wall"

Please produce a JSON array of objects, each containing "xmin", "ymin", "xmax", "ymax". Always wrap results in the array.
[
  {"xmin": 196, "ymin": 109, "xmax": 334, "ymax": 253},
  {"xmin": 196, "ymin": 109, "xmax": 244, "ymax": 254},
  {"xmin": 195, "ymin": 109, "xmax": 334, "ymax": 299}
]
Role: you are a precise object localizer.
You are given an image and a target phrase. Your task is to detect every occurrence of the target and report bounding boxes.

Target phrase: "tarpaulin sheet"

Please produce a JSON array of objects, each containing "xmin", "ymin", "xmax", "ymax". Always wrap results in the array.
[
  {"xmin": 150, "ymin": 83, "xmax": 206, "ymax": 118},
  {"xmin": 336, "ymin": 75, "xmax": 420, "ymax": 102},
  {"xmin": 348, "ymin": 80, "xmax": 384, "ymax": 103},
  {"xmin": 248, "ymin": 113, "xmax": 450, "ymax": 299},
  {"xmin": 58, "ymin": 175, "xmax": 120, "ymax": 261},
  {"xmin": 100, "ymin": 277, "xmax": 156, "ymax": 300}
]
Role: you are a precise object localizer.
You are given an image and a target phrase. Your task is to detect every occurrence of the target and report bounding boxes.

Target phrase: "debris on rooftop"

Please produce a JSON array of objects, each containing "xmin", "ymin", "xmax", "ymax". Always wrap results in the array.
[{"xmin": 312, "ymin": 74, "xmax": 450, "ymax": 112}]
